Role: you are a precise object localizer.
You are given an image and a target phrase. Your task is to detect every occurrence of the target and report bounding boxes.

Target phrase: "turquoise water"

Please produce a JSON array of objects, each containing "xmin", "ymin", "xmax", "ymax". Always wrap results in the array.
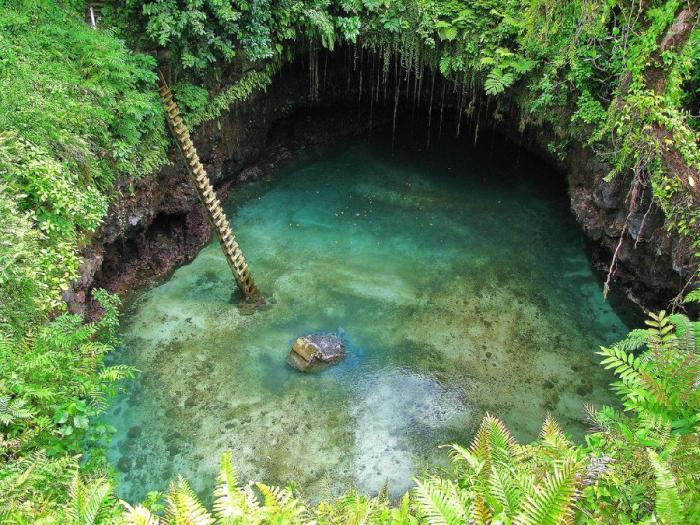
[{"xmin": 105, "ymin": 132, "xmax": 632, "ymax": 504}]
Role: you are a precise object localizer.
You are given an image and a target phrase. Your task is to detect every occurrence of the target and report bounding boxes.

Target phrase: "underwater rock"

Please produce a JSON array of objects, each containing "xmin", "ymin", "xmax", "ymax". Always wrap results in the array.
[
  {"xmin": 287, "ymin": 333, "xmax": 345, "ymax": 372},
  {"xmin": 117, "ymin": 456, "xmax": 132, "ymax": 473},
  {"xmin": 127, "ymin": 425, "xmax": 142, "ymax": 439}
]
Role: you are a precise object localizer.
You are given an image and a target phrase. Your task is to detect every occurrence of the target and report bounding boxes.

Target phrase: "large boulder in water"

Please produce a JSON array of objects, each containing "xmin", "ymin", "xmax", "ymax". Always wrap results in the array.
[{"xmin": 287, "ymin": 333, "xmax": 345, "ymax": 372}]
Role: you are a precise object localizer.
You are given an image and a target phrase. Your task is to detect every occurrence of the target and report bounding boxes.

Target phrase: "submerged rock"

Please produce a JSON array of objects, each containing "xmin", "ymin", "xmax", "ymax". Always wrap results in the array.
[{"xmin": 287, "ymin": 333, "xmax": 345, "ymax": 372}]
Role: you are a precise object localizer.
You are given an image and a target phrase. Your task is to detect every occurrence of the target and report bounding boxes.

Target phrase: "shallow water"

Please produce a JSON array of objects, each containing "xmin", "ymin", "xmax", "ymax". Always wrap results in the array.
[{"xmin": 105, "ymin": 131, "xmax": 633, "ymax": 503}]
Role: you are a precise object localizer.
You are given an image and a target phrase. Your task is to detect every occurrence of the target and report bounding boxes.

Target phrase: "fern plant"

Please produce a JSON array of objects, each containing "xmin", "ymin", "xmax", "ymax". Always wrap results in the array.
[
  {"xmin": 598, "ymin": 311, "xmax": 700, "ymax": 434},
  {"xmin": 67, "ymin": 473, "xmax": 115, "ymax": 525},
  {"xmin": 122, "ymin": 451, "xmax": 312, "ymax": 525},
  {"xmin": 1, "ymin": 290, "xmax": 135, "ymax": 456},
  {"xmin": 647, "ymin": 449, "xmax": 685, "ymax": 524},
  {"xmin": 414, "ymin": 414, "xmax": 588, "ymax": 525}
]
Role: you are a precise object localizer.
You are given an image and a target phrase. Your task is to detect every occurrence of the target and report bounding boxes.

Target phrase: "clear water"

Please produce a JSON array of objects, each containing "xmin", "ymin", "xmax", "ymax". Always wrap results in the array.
[{"xmin": 105, "ymin": 131, "xmax": 633, "ymax": 504}]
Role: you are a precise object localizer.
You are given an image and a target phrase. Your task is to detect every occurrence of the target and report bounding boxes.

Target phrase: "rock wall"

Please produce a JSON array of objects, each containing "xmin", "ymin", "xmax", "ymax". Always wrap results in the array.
[
  {"xmin": 67, "ymin": 52, "xmax": 695, "ymax": 318},
  {"xmin": 567, "ymin": 142, "xmax": 695, "ymax": 311},
  {"xmin": 498, "ymin": 118, "xmax": 696, "ymax": 312},
  {"xmin": 69, "ymin": 58, "xmax": 370, "ymax": 317}
]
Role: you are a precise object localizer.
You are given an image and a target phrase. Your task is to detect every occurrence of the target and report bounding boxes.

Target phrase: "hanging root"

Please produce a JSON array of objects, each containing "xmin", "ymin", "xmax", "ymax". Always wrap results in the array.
[
  {"xmin": 634, "ymin": 198, "xmax": 654, "ymax": 250},
  {"xmin": 308, "ymin": 41, "xmax": 319, "ymax": 103},
  {"xmin": 604, "ymin": 167, "xmax": 645, "ymax": 299},
  {"xmin": 392, "ymin": 67, "xmax": 400, "ymax": 152},
  {"xmin": 603, "ymin": 223, "xmax": 627, "ymax": 300},
  {"xmin": 426, "ymin": 69, "xmax": 436, "ymax": 149},
  {"xmin": 670, "ymin": 274, "xmax": 695, "ymax": 312}
]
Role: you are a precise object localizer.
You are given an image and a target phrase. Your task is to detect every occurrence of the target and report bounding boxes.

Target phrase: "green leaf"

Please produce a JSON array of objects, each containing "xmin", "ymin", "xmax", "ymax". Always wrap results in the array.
[{"xmin": 436, "ymin": 21, "xmax": 457, "ymax": 41}]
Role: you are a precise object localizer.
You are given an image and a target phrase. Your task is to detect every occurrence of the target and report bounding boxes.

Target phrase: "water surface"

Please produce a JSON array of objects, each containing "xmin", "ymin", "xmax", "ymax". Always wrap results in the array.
[{"xmin": 105, "ymin": 132, "xmax": 632, "ymax": 503}]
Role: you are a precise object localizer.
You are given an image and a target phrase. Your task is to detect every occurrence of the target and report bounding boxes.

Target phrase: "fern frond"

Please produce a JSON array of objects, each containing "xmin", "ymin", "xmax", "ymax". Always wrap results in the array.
[
  {"xmin": 444, "ymin": 443, "xmax": 484, "ymax": 473},
  {"xmin": 164, "ymin": 476, "xmax": 215, "ymax": 525},
  {"xmin": 612, "ymin": 328, "xmax": 650, "ymax": 353},
  {"xmin": 255, "ymin": 483, "xmax": 307, "ymax": 523},
  {"xmin": 488, "ymin": 464, "xmax": 522, "ymax": 517},
  {"xmin": 582, "ymin": 403, "xmax": 610, "ymax": 433},
  {"xmin": 669, "ymin": 314, "xmax": 698, "ymax": 352},
  {"xmin": 330, "ymin": 490, "xmax": 375, "ymax": 523},
  {"xmin": 413, "ymin": 477, "xmax": 468, "ymax": 525},
  {"xmin": 68, "ymin": 473, "xmax": 112, "ymax": 525},
  {"xmin": 484, "ymin": 69, "xmax": 515, "ymax": 95},
  {"xmin": 213, "ymin": 452, "xmax": 261, "ymax": 523},
  {"xmin": 539, "ymin": 415, "xmax": 572, "ymax": 453},
  {"xmin": 516, "ymin": 458, "xmax": 581, "ymax": 525},
  {"xmin": 470, "ymin": 414, "xmax": 518, "ymax": 471},
  {"xmin": 122, "ymin": 502, "xmax": 161, "ymax": 525},
  {"xmin": 647, "ymin": 449, "xmax": 684, "ymax": 524},
  {"xmin": 470, "ymin": 495, "xmax": 493, "ymax": 525}
]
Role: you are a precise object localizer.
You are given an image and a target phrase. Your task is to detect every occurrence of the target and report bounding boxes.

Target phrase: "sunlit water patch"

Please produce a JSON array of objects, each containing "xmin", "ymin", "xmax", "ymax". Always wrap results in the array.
[{"xmin": 105, "ymin": 132, "xmax": 634, "ymax": 503}]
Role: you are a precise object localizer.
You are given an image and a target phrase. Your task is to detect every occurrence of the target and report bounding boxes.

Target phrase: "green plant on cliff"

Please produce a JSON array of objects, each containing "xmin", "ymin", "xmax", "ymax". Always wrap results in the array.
[
  {"xmin": 578, "ymin": 311, "xmax": 700, "ymax": 523},
  {"xmin": 348, "ymin": 0, "xmax": 700, "ymax": 287},
  {"xmin": 0, "ymin": 290, "xmax": 133, "ymax": 522},
  {"xmin": 0, "ymin": 0, "xmax": 169, "ymax": 329},
  {"xmin": 111, "ymin": 0, "xmax": 361, "ymax": 74},
  {"xmin": 362, "ymin": 0, "xmax": 700, "ymax": 284},
  {"xmin": 598, "ymin": 310, "xmax": 700, "ymax": 435}
]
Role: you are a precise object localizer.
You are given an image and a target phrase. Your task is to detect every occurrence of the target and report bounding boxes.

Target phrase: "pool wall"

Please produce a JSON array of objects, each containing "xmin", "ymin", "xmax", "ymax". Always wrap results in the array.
[{"xmin": 62, "ymin": 48, "xmax": 694, "ymax": 318}]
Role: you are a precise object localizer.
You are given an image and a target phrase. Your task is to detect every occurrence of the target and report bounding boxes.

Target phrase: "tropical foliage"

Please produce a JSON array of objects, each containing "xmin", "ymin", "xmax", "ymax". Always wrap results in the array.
[
  {"xmin": 0, "ymin": 0, "xmax": 168, "ymax": 330},
  {"xmin": 1, "ymin": 0, "xmax": 699, "ymax": 524}
]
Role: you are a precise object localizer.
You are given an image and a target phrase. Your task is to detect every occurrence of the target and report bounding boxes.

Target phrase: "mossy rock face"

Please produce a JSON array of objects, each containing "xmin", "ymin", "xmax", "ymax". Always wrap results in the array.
[{"xmin": 287, "ymin": 333, "xmax": 345, "ymax": 372}]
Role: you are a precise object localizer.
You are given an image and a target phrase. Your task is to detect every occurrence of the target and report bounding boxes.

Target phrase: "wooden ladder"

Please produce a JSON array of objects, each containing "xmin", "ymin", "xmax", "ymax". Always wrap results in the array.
[{"xmin": 159, "ymin": 77, "xmax": 260, "ymax": 301}]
